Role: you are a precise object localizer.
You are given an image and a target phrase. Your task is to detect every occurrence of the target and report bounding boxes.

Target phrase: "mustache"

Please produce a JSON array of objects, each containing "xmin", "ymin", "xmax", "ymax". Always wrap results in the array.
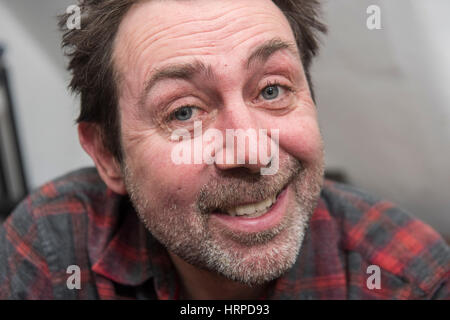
[{"xmin": 196, "ymin": 157, "xmax": 303, "ymax": 214}]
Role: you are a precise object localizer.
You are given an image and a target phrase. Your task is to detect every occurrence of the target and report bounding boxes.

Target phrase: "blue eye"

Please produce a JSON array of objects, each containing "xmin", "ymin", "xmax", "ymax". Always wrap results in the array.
[
  {"xmin": 261, "ymin": 85, "xmax": 280, "ymax": 100},
  {"xmin": 173, "ymin": 106, "xmax": 194, "ymax": 121}
]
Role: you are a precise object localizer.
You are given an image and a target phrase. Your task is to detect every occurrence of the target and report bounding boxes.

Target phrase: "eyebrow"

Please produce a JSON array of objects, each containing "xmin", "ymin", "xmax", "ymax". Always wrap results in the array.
[
  {"xmin": 246, "ymin": 38, "xmax": 299, "ymax": 69},
  {"xmin": 141, "ymin": 38, "xmax": 299, "ymax": 100}
]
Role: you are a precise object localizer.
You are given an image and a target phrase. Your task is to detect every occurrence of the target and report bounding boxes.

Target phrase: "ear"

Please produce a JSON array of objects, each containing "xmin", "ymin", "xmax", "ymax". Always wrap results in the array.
[{"xmin": 78, "ymin": 122, "xmax": 127, "ymax": 195}]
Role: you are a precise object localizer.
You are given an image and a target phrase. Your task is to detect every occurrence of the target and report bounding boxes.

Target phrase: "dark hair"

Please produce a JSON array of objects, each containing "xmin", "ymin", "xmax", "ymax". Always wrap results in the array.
[{"xmin": 59, "ymin": 0, "xmax": 326, "ymax": 163}]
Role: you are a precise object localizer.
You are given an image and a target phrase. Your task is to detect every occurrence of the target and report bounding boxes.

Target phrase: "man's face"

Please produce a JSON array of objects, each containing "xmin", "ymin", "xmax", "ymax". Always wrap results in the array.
[{"xmin": 113, "ymin": 0, "xmax": 324, "ymax": 285}]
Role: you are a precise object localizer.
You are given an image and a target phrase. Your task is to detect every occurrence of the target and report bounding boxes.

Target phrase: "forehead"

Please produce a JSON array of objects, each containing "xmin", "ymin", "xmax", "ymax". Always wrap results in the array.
[{"xmin": 113, "ymin": 0, "xmax": 298, "ymax": 80}]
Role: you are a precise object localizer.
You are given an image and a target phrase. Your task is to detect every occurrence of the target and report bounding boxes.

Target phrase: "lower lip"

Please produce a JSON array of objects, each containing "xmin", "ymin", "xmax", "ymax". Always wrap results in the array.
[{"xmin": 210, "ymin": 186, "xmax": 290, "ymax": 234}]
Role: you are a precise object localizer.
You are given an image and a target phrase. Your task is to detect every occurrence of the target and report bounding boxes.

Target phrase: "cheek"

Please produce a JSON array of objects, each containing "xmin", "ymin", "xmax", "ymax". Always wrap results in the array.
[
  {"xmin": 270, "ymin": 112, "xmax": 323, "ymax": 165},
  {"xmin": 282, "ymin": 119, "xmax": 322, "ymax": 163},
  {"xmin": 125, "ymin": 136, "xmax": 206, "ymax": 208}
]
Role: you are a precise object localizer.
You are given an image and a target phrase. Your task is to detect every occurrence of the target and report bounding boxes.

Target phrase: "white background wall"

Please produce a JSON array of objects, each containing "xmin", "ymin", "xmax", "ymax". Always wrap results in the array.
[
  {"xmin": 0, "ymin": 0, "xmax": 448, "ymax": 236},
  {"xmin": 0, "ymin": 0, "xmax": 92, "ymax": 192}
]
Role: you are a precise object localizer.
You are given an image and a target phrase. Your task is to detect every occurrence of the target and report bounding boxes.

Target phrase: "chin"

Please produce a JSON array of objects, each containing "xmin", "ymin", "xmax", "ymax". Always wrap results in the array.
[{"xmin": 179, "ymin": 203, "xmax": 310, "ymax": 286}]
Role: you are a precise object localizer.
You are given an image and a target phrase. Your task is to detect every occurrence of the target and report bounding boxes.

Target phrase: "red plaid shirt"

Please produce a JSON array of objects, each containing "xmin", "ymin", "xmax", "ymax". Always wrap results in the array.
[{"xmin": 0, "ymin": 168, "xmax": 449, "ymax": 299}]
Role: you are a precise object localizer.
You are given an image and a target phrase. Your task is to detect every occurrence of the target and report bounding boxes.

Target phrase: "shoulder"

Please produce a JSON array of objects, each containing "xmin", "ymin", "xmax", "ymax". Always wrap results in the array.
[
  {"xmin": 0, "ymin": 167, "xmax": 108, "ymax": 299},
  {"xmin": 6, "ymin": 167, "xmax": 108, "ymax": 240},
  {"xmin": 320, "ymin": 180, "xmax": 450, "ymax": 299},
  {"xmin": 27, "ymin": 167, "xmax": 107, "ymax": 211}
]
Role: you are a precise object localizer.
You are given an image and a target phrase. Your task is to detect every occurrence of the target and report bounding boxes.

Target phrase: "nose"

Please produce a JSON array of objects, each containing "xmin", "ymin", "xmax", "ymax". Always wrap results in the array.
[{"xmin": 212, "ymin": 101, "xmax": 273, "ymax": 174}]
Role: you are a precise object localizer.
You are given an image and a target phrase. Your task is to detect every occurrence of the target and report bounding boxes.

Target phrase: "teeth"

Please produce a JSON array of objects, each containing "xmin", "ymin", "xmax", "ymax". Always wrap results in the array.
[
  {"xmin": 226, "ymin": 195, "xmax": 277, "ymax": 218},
  {"xmin": 255, "ymin": 198, "xmax": 272, "ymax": 212}
]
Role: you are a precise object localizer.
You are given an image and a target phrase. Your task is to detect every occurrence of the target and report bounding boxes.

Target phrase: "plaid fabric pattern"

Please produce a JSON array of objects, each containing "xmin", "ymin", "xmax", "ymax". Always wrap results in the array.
[{"xmin": 0, "ymin": 168, "xmax": 448, "ymax": 299}]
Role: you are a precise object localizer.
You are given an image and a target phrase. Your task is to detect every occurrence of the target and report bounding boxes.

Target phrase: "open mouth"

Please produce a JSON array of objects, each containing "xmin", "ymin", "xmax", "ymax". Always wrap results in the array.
[
  {"xmin": 209, "ymin": 185, "xmax": 290, "ymax": 234},
  {"xmin": 212, "ymin": 188, "xmax": 285, "ymax": 219}
]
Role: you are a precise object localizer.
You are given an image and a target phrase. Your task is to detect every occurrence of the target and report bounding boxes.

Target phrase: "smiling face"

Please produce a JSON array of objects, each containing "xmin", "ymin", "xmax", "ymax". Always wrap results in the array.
[{"xmin": 112, "ymin": 0, "xmax": 325, "ymax": 285}]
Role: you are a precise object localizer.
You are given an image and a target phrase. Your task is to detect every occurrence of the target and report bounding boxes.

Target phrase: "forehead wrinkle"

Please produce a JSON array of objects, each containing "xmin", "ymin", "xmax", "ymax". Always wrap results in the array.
[
  {"xmin": 160, "ymin": 11, "xmax": 286, "ymax": 47},
  {"xmin": 143, "ymin": 1, "xmax": 280, "ymax": 43},
  {"xmin": 115, "ymin": 1, "xmax": 254, "ymax": 70},
  {"xmin": 114, "ymin": 0, "xmax": 293, "ymax": 73}
]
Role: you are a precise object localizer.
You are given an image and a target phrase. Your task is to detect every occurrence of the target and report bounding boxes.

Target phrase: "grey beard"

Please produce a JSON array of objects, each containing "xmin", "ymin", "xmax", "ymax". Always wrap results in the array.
[{"xmin": 124, "ymin": 156, "xmax": 324, "ymax": 286}]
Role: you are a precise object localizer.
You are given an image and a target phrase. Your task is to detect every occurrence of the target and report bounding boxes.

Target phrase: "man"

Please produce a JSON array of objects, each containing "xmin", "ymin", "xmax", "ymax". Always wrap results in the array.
[{"xmin": 0, "ymin": 0, "xmax": 448, "ymax": 299}]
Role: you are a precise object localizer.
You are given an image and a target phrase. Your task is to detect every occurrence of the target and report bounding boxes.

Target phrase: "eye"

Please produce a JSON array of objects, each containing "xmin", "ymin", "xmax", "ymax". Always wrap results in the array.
[
  {"xmin": 172, "ymin": 106, "xmax": 195, "ymax": 121},
  {"xmin": 261, "ymin": 84, "xmax": 282, "ymax": 100}
]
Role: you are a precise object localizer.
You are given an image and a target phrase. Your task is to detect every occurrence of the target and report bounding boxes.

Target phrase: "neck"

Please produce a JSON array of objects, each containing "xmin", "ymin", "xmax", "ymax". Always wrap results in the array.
[{"xmin": 169, "ymin": 252, "xmax": 269, "ymax": 300}]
